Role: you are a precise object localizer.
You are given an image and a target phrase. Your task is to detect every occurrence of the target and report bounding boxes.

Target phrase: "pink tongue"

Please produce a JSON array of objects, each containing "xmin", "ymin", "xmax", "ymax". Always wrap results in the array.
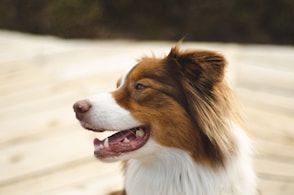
[{"xmin": 93, "ymin": 128, "xmax": 149, "ymax": 159}]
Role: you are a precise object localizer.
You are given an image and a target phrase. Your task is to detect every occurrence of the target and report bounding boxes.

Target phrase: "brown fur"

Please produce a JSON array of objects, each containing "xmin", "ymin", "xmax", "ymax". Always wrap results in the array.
[{"xmin": 111, "ymin": 46, "xmax": 240, "ymax": 169}]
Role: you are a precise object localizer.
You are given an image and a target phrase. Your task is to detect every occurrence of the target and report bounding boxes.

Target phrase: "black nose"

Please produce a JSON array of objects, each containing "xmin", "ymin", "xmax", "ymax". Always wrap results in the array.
[{"xmin": 73, "ymin": 99, "xmax": 92, "ymax": 120}]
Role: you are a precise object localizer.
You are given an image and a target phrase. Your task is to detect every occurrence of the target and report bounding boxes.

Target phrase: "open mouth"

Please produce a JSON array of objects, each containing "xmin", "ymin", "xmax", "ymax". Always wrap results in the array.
[{"xmin": 81, "ymin": 123, "xmax": 150, "ymax": 159}]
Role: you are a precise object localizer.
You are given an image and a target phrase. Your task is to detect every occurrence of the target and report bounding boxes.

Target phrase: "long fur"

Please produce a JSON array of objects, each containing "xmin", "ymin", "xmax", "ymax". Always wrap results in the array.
[
  {"xmin": 113, "ymin": 47, "xmax": 256, "ymax": 194},
  {"xmin": 74, "ymin": 46, "xmax": 257, "ymax": 195}
]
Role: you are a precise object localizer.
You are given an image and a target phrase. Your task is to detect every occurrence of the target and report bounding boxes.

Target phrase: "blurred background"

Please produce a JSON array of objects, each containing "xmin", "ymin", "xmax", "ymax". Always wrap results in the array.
[
  {"xmin": 0, "ymin": 1, "xmax": 294, "ymax": 195},
  {"xmin": 0, "ymin": 0, "xmax": 294, "ymax": 44}
]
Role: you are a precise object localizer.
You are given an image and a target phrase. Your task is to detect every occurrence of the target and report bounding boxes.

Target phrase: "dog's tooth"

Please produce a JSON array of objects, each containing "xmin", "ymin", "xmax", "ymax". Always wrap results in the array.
[
  {"xmin": 104, "ymin": 138, "xmax": 109, "ymax": 148},
  {"xmin": 123, "ymin": 137, "xmax": 130, "ymax": 143},
  {"xmin": 136, "ymin": 128, "xmax": 144, "ymax": 137},
  {"xmin": 99, "ymin": 144, "xmax": 104, "ymax": 149}
]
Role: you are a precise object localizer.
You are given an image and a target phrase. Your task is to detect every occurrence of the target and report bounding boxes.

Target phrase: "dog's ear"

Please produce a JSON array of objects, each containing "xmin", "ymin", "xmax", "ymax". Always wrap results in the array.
[
  {"xmin": 167, "ymin": 46, "xmax": 226, "ymax": 88},
  {"xmin": 167, "ymin": 46, "xmax": 235, "ymax": 165}
]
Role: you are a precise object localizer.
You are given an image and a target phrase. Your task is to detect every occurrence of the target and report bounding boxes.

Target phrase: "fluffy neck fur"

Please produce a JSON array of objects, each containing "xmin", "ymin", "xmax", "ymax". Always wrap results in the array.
[{"xmin": 124, "ymin": 124, "xmax": 256, "ymax": 195}]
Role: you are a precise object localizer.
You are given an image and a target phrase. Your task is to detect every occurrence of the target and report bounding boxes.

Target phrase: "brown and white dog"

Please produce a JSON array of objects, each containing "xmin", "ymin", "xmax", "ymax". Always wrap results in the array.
[{"xmin": 73, "ymin": 45, "xmax": 257, "ymax": 195}]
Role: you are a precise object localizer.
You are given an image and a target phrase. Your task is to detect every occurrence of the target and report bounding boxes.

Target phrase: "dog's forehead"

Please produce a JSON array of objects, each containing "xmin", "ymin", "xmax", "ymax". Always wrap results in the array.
[
  {"xmin": 117, "ymin": 57, "xmax": 167, "ymax": 88},
  {"xmin": 130, "ymin": 58, "xmax": 167, "ymax": 79}
]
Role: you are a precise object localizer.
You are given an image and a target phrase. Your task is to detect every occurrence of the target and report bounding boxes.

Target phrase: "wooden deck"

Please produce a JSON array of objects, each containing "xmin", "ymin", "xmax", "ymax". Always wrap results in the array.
[{"xmin": 0, "ymin": 31, "xmax": 293, "ymax": 195}]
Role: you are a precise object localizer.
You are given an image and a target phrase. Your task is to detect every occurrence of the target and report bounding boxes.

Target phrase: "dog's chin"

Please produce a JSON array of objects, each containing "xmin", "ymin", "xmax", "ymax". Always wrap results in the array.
[
  {"xmin": 95, "ymin": 151, "xmax": 139, "ymax": 162},
  {"xmin": 95, "ymin": 154, "xmax": 126, "ymax": 163}
]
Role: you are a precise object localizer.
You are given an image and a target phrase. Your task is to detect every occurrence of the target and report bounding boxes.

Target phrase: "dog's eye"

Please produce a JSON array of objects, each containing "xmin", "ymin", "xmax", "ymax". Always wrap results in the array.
[{"xmin": 135, "ymin": 83, "xmax": 146, "ymax": 90}]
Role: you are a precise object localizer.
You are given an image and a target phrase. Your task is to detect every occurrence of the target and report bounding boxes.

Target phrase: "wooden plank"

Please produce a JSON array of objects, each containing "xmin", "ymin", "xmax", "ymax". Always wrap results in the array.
[
  {"xmin": 236, "ymin": 87, "xmax": 294, "ymax": 114},
  {"xmin": 235, "ymin": 90, "xmax": 294, "ymax": 145},
  {"xmin": 44, "ymin": 171, "xmax": 123, "ymax": 195},
  {"xmin": 235, "ymin": 45, "xmax": 294, "ymax": 71},
  {"xmin": 0, "ymin": 36, "xmax": 76, "ymax": 67},
  {"xmin": 254, "ymin": 138, "xmax": 294, "ymax": 160},
  {"xmin": 255, "ymin": 156, "xmax": 294, "ymax": 194},
  {"xmin": 246, "ymin": 119, "xmax": 293, "ymax": 147},
  {"xmin": 0, "ymin": 73, "xmax": 117, "ymax": 108},
  {"xmin": 258, "ymin": 179, "xmax": 294, "ymax": 195},
  {"xmin": 0, "ymin": 72, "xmax": 54, "ymax": 94},
  {"xmin": 0, "ymin": 106, "xmax": 74, "ymax": 143},
  {"xmin": 0, "ymin": 129, "xmax": 93, "ymax": 183},
  {"xmin": 0, "ymin": 82, "xmax": 62, "ymax": 107},
  {"xmin": 0, "ymin": 91, "xmax": 78, "ymax": 119},
  {"xmin": 237, "ymin": 62, "xmax": 294, "ymax": 93},
  {"xmin": 0, "ymin": 159, "xmax": 123, "ymax": 195},
  {"xmin": 254, "ymin": 157, "xmax": 294, "ymax": 178}
]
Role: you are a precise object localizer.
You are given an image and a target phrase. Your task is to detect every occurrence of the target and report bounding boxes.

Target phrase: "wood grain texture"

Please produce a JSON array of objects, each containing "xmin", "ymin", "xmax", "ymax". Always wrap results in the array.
[{"xmin": 0, "ymin": 31, "xmax": 293, "ymax": 195}]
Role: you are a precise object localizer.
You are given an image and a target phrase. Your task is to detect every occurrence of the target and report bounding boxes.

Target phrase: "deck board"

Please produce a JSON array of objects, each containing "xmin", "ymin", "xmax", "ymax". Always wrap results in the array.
[{"xmin": 0, "ymin": 31, "xmax": 293, "ymax": 194}]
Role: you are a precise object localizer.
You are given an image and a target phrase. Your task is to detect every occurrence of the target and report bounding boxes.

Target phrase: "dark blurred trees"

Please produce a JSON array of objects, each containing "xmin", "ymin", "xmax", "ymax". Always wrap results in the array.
[{"xmin": 0, "ymin": 0, "xmax": 293, "ymax": 44}]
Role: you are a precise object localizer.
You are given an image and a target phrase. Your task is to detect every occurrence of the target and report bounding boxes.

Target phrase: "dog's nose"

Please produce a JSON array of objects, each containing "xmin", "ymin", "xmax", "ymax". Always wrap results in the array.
[{"xmin": 73, "ymin": 99, "xmax": 92, "ymax": 120}]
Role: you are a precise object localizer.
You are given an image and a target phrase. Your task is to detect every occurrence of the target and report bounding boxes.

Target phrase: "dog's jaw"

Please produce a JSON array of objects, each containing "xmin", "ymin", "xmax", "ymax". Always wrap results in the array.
[
  {"xmin": 93, "ymin": 126, "xmax": 150, "ymax": 161},
  {"xmin": 76, "ymin": 92, "xmax": 153, "ymax": 162}
]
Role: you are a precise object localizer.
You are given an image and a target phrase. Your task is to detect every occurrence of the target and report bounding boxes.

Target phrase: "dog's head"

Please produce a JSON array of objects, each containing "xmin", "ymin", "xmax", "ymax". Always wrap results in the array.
[{"xmin": 73, "ymin": 46, "xmax": 237, "ymax": 167}]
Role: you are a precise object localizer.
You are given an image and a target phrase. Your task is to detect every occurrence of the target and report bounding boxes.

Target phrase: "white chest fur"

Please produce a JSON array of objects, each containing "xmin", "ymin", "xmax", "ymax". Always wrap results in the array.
[{"xmin": 124, "ymin": 126, "xmax": 256, "ymax": 195}]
